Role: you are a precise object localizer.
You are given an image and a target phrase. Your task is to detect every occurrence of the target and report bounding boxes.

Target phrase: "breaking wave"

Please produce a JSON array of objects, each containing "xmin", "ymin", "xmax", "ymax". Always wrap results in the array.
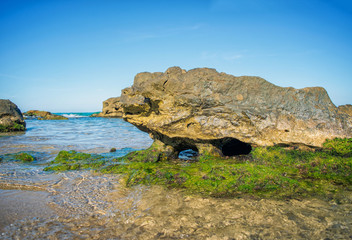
[{"xmin": 55, "ymin": 112, "xmax": 99, "ymax": 118}]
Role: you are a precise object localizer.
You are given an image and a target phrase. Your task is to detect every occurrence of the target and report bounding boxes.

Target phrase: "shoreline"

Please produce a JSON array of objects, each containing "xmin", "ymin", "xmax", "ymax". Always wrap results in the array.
[{"xmin": 1, "ymin": 117, "xmax": 351, "ymax": 239}]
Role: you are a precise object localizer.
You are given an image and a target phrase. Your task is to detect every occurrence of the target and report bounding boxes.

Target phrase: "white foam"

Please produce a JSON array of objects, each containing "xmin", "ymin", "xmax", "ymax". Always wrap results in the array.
[{"xmin": 62, "ymin": 114, "xmax": 85, "ymax": 118}]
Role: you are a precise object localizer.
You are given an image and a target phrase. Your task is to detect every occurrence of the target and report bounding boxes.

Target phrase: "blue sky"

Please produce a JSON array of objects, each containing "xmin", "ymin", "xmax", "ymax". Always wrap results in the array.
[{"xmin": 0, "ymin": 0, "xmax": 351, "ymax": 112}]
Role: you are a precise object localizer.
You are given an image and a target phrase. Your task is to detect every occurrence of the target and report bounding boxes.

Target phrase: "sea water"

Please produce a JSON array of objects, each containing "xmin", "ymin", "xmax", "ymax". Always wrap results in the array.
[
  {"xmin": 0, "ymin": 114, "xmax": 351, "ymax": 239},
  {"xmin": 0, "ymin": 113, "xmax": 153, "ymax": 154}
]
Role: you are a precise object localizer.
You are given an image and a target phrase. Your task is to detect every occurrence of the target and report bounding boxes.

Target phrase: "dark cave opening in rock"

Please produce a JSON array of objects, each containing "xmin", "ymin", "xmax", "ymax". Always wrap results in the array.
[{"xmin": 221, "ymin": 138, "xmax": 252, "ymax": 156}]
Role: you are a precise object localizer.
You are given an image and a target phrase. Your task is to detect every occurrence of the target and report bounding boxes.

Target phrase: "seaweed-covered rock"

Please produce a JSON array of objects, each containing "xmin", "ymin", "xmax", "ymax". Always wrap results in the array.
[
  {"xmin": 0, "ymin": 99, "xmax": 26, "ymax": 132},
  {"xmin": 0, "ymin": 152, "xmax": 35, "ymax": 162},
  {"xmin": 24, "ymin": 110, "xmax": 68, "ymax": 120},
  {"xmin": 119, "ymin": 67, "xmax": 352, "ymax": 157},
  {"xmin": 95, "ymin": 97, "xmax": 123, "ymax": 117}
]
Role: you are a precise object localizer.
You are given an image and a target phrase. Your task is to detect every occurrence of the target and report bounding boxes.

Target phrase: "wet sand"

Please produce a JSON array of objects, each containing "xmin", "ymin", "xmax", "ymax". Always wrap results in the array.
[
  {"xmin": 1, "ymin": 170, "xmax": 351, "ymax": 239},
  {"xmin": 0, "ymin": 190, "xmax": 55, "ymax": 232}
]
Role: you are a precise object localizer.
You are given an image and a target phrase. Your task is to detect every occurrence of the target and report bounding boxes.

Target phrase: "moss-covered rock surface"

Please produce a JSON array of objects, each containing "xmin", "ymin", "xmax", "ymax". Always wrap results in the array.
[
  {"xmin": 43, "ymin": 138, "xmax": 352, "ymax": 200},
  {"xmin": 0, "ymin": 122, "xmax": 26, "ymax": 132},
  {"xmin": 0, "ymin": 152, "xmax": 35, "ymax": 162},
  {"xmin": 43, "ymin": 150, "xmax": 105, "ymax": 171}
]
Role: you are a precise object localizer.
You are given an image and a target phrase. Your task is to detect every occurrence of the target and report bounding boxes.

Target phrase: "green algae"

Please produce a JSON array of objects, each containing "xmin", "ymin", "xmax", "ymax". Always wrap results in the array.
[
  {"xmin": 0, "ymin": 122, "xmax": 25, "ymax": 132},
  {"xmin": 15, "ymin": 152, "xmax": 35, "ymax": 162},
  {"xmin": 44, "ymin": 138, "xmax": 352, "ymax": 200},
  {"xmin": 43, "ymin": 150, "xmax": 105, "ymax": 171},
  {"xmin": 0, "ymin": 152, "xmax": 35, "ymax": 162},
  {"xmin": 323, "ymin": 137, "xmax": 352, "ymax": 157},
  {"xmin": 101, "ymin": 139, "xmax": 352, "ymax": 199}
]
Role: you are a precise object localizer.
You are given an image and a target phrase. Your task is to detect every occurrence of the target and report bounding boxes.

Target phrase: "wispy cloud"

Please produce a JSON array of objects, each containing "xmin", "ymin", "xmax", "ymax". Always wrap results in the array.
[
  {"xmin": 0, "ymin": 73, "xmax": 60, "ymax": 84},
  {"xmin": 201, "ymin": 51, "xmax": 244, "ymax": 61},
  {"xmin": 223, "ymin": 54, "xmax": 243, "ymax": 60},
  {"xmin": 255, "ymin": 49, "xmax": 321, "ymax": 58},
  {"xmin": 210, "ymin": 0, "xmax": 282, "ymax": 13},
  {"xmin": 122, "ymin": 24, "xmax": 203, "ymax": 42},
  {"xmin": 201, "ymin": 51, "xmax": 218, "ymax": 60},
  {"xmin": 0, "ymin": 73, "xmax": 26, "ymax": 81},
  {"xmin": 0, "ymin": 73, "xmax": 47, "ymax": 83},
  {"xmin": 123, "ymin": 33, "xmax": 158, "ymax": 42},
  {"xmin": 201, "ymin": 49, "xmax": 320, "ymax": 61}
]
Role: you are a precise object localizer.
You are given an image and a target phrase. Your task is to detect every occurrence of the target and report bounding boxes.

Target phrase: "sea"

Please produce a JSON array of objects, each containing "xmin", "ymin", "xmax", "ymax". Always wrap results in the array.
[
  {"xmin": 0, "ymin": 112, "xmax": 153, "ymax": 155},
  {"xmin": 0, "ymin": 113, "xmax": 351, "ymax": 239}
]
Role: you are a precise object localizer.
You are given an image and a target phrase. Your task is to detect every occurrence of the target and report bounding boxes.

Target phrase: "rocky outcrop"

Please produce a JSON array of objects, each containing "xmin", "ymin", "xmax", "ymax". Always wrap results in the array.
[
  {"xmin": 338, "ymin": 104, "xmax": 352, "ymax": 117},
  {"xmin": 94, "ymin": 97, "xmax": 123, "ymax": 118},
  {"xmin": 24, "ymin": 110, "xmax": 68, "ymax": 120},
  {"xmin": 0, "ymin": 99, "xmax": 26, "ymax": 132},
  {"xmin": 119, "ymin": 67, "xmax": 352, "ymax": 157}
]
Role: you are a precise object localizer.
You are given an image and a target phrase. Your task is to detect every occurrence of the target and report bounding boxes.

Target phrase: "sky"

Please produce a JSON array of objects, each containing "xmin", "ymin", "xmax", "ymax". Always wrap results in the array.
[{"xmin": 0, "ymin": 0, "xmax": 351, "ymax": 112}]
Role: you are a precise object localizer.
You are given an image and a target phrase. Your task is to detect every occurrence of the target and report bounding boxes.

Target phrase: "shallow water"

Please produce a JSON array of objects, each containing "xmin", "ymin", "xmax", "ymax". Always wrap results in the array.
[
  {"xmin": 1, "ymin": 117, "xmax": 352, "ymax": 239},
  {"xmin": 0, "ymin": 117, "xmax": 152, "ymax": 154}
]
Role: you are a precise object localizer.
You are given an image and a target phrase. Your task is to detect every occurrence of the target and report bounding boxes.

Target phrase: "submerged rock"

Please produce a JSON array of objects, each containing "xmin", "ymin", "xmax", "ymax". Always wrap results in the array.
[
  {"xmin": 94, "ymin": 97, "xmax": 123, "ymax": 118},
  {"xmin": 119, "ymin": 67, "xmax": 352, "ymax": 157},
  {"xmin": 24, "ymin": 110, "xmax": 68, "ymax": 120},
  {"xmin": 0, "ymin": 99, "xmax": 26, "ymax": 132},
  {"xmin": 0, "ymin": 152, "xmax": 35, "ymax": 162}
]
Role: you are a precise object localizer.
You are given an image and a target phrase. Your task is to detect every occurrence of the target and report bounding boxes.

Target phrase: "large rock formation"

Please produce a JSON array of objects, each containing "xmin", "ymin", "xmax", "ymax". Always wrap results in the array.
[
  {"xmin": 24, "ymin": 110, "xmax": 68, "ymax": 120},
  {"xmin": 120, "ymin": 67, "xmax": 352, "ymax": 156},
  {"xmin": 338, "ymin": 104, "xmax": 352, "ymax": 117},
  {"xmin": 0, "ymin": 99, "xmax": 26, "ymax": 132},
  {"xmin": 94, "ymin": 97, "xmax": 123, "ymax": 117}
]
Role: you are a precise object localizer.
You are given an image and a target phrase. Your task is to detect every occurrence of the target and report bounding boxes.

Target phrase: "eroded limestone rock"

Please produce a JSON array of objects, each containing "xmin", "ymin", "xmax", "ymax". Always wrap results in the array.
[
  {"xmin": 338, "ymin": 104, "xmax": 352, "ymax": 117},
  {"xmin": 120, "ymin": 67, "xmax": 352, "ymax": 156},
  {"xmin": 95, "ymin": 97, "xmax": 123, "ymax": 118}
]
